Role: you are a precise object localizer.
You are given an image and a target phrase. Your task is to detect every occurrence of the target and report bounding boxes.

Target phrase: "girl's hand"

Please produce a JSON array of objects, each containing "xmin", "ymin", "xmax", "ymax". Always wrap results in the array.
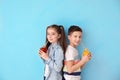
[{"xmin": 39, "ymin": 49, "xmax": 49, "ymax": 61}]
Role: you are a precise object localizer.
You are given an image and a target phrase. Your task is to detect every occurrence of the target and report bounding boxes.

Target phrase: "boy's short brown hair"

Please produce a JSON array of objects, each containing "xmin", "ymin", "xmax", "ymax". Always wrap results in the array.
[{"xmin": 68, "ymin": 25, "xmax": 82, "ymax": 35}]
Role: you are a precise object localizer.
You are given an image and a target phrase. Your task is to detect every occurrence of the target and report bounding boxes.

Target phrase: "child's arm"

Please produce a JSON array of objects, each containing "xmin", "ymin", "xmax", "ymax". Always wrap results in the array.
[
  {"xmin": 39, "ymin": 50, "xmax": 49, "ymax": 60},
  {"xmin": 39, "ymin": 49, "xmax": 63, "ymax": 72},
  {"xmin": 45, "ymin": 48, "xmax": 64, "ymax": 72},
  {"xmin": 80, "ymin": 52, "xmax": 92, "ymax": 68},
  {"xmin": 66, "ymin": 55, "xmax": 91, "ymax": 74}
]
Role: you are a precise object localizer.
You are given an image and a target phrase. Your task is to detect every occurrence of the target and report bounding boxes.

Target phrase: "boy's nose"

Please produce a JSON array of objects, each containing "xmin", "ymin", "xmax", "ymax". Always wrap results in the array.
[
  {"xmin": 76, "ymin": 39, "xmax": 80, "ymax": 42},
  {"xmin": 77, "ymin": 37, "xmax": 80, "ymax": 41}
]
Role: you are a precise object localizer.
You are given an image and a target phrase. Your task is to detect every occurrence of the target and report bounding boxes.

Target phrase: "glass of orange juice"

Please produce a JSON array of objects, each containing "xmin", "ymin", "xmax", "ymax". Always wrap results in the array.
[{"xmin": 82, "ymin": 48, "xmax": 90, "ymax": 56}]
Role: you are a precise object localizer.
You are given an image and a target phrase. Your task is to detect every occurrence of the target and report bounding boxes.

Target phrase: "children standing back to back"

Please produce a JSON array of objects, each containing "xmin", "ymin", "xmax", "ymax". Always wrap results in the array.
[
  {"xmin": 39, "ymin": 24, "xmax": 67, "ymax": 80},
  {"xmin": 63, "ymin": 25, "xmax": 92, "ymax": 80}
]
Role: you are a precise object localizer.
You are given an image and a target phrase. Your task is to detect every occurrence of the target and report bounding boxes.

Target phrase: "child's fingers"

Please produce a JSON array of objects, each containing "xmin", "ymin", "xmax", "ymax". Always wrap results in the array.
[
  {"xmin": 88, "ymin": 52, "xmax": 92, "ymax": 57},
  {"xmin": 39, "ymin": 51, "xmax": 45, "ymax": 58},
  {"xmin": 39, "ymin": 50, "xmax": 44, "ymax": 54},
  {"xmin": 38, "ymin": 52, "xmax": 42, "ymax": 58},
  {"xmin": 88, "ymin": 53, "xmax": 92, "ymax": 60},
  {"xmin": 85, "ymin": 52, "xmax": 92, "ymax": 60},
  {"xmin": 39, "ymin": 53, "xmax": 42, "ymax": 57}
]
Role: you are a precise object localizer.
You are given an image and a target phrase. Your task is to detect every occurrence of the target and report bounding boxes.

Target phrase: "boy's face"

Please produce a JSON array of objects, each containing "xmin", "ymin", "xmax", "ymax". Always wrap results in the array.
[{"xmin": 68, "ymin": 31, "xmax": 82, "ymax": 47}]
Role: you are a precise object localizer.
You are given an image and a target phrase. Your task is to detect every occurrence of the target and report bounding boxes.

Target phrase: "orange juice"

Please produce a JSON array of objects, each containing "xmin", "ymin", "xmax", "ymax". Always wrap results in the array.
[{"xmin": 82, "ymin": 48, "xmax": 89, "ymax": 56}]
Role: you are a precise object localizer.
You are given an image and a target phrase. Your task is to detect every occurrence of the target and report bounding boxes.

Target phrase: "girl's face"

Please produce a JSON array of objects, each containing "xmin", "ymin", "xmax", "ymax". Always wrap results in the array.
[
  {"xmin": 47, "ymin": 28, "xmax": 61, "ymax": 44},
  {"xmin": 68, "ymin": 31, "xmax": 82, "ymax": 47}
]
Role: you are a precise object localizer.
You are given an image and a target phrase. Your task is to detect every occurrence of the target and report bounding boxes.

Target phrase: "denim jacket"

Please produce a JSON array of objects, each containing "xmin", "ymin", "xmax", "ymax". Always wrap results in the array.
[{"xmin": 44, "ymin": 42, "xmax": 64, "ymax": 80}]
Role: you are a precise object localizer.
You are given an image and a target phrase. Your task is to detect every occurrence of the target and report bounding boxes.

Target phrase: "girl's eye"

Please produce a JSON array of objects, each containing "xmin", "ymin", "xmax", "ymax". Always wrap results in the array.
[
  {"xmin": 47, "ymin": 33, "xmax": 56, "ymax": 36},
  {"xmin": 52, "ymin": 33, "xmax": 55, "ymax": 35},
  {"xmin": 47, "ymin": 33, "xmax": 50, "ymax": 35}
]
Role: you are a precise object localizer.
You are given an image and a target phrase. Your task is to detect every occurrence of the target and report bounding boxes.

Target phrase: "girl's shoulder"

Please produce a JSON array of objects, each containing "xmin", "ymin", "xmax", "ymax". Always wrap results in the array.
[{"xmin": 51, "ymin": 43, "xmax": 63, "ymax": 51}]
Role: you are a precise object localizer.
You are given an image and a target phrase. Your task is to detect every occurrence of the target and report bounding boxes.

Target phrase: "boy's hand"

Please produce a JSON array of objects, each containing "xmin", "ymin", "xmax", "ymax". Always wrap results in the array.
[
  {"xmin": 38, "ymin": 49, "xmax": 49, "ymax": 60},
  {"xmin": 88, "ymin": 52, "xmax": 92, "ymax": 60},
  {"xmin": 81, "ymin": 52, "xmax": 92, "ymax": 63}
]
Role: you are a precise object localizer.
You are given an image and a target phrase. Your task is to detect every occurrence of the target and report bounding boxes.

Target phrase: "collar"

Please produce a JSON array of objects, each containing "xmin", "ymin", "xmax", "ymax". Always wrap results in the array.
[{"xmin": 51, "ymin": 42, "xmax": 59, "ymax": 49}]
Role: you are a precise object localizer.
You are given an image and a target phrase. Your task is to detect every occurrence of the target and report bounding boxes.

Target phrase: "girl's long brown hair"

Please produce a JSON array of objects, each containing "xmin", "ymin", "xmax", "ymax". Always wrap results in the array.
[{"xmin": 45, "ymin": 24, "xmax": 67, "ymax": 53}]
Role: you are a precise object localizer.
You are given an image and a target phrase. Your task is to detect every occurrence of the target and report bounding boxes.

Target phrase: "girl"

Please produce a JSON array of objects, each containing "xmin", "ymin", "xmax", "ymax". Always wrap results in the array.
[{"xmin": 39, "ymin": 24, "xmax": 67, "ymax": 80}]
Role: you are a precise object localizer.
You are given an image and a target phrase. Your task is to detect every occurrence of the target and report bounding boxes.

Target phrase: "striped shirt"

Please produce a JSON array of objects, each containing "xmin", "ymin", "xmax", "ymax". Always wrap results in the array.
[{"xmin": 63, "ymin": 45, "xmax": 81, "ymax": 80}]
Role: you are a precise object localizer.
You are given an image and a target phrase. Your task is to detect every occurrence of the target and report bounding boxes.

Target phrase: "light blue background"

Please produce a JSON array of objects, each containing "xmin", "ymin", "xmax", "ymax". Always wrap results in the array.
[{"xmin": 0, "ymin": 0, "xmax": 120, "ymax": 80}]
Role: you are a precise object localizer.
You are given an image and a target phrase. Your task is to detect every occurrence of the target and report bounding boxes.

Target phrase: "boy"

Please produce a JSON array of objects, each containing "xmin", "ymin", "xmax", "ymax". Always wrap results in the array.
[{"xmin": 63, "ymin": 25, "xmax": 91, "ymax": 80}]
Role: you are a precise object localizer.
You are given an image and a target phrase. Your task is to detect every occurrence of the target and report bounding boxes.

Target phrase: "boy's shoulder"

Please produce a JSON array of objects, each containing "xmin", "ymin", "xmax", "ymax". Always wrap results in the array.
[
  {"xmin": 67, "ymin": 45, "xmax": 77, "ymax": 50},
  {"xmin": 65, "ymin": 45, "xmax": 79, "ymax": 60},
  {"xmin": 66, "ymin": 45, "xmax": 78, "ymax": 53}
]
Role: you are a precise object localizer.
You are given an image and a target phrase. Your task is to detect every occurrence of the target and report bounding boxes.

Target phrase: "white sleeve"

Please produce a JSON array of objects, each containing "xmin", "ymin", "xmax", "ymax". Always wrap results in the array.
[{"xmin": 65, "ymin": 48, "xmax": 74, "ymax": 61}]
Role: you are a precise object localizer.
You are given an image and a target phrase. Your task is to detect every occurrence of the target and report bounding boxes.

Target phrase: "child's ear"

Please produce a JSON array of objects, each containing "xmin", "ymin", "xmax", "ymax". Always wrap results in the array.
[{"xmin": 68, "ymin": 35, "xmax": 70, "ymax": 40}]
